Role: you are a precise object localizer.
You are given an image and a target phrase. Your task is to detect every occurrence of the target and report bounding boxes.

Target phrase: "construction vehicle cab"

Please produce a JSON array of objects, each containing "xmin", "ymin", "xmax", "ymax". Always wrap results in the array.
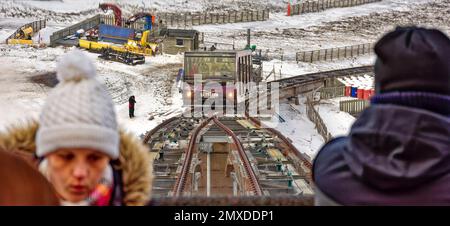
[
  {"xmin": 8, "ymin": 26, "xmax": 34, "ymax": 45},
  {"xmin": 17, "ymin": 26, "xmax": 33, "ymax": 40},
  {"xmin": 125, "ymin": 30, "xmax": 158, "ymax": 55}
]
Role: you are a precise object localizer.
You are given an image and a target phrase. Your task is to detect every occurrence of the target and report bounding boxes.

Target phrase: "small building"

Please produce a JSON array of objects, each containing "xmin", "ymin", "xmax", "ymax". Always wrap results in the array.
[{"xmin": 158, "ymin": 28, "xmax": 200, "ymax": 55}]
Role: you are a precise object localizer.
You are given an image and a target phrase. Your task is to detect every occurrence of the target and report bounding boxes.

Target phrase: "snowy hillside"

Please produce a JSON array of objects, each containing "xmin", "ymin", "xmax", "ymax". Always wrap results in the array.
[{"xmin": 1, "ymin": 0, "xmax": 449, "ymax": 158}]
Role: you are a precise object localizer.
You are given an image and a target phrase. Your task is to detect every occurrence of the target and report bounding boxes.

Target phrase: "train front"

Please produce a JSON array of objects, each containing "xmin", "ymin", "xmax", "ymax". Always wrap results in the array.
[{"xmin": 181, "ymin": 51, "xmax": 252, "ymax": 114}]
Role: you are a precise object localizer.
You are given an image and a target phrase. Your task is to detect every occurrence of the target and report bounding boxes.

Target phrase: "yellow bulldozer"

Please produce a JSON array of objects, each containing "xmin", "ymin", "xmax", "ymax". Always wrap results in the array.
[{"xmin": 7, "ymin": 26, "xmax": 34, "ymax": 45}]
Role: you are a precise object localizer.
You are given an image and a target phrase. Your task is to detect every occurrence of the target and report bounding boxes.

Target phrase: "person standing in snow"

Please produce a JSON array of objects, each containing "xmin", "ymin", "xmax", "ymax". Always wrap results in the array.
[
  {"xmin": 129, "ymin": 95, "xmax": 136, "ymax": 118},
  {"xmin": 0, "ymin": 50, "xmax": 152, "ymax": 206},
  {"xmin": 313, "ymin": 27, "xmax": 450, "ymax": 205}
]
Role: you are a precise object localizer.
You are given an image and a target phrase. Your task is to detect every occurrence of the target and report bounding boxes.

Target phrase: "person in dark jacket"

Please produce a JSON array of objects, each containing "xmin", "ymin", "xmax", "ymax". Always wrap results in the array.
[
  {"xmin": 129, "ymin": 95, "xmax": 136, "ymax": 118},
  {"xmin": 313, "ymin": 27, "xmax": 450, "ymax": 206}
]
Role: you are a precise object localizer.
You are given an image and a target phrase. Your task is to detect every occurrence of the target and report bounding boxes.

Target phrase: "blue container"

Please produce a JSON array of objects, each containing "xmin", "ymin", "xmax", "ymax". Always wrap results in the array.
[
  {"xmin": 144, "ymin": 16, "xmax": 152, "ymax": 31},
  {"xmin": 351, "ymin": 87, "xmax": 357, "ymax": 97},
  {"xmin": 98, "ymin": 24, "xmax": 135, "ymax": 44}
]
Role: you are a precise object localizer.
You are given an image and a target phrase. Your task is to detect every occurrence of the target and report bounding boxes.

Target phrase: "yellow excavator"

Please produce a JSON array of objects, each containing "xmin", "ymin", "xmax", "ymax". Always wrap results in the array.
[
  {"xmin": 7, "ymin": 26, "xmax": 34, "ymax": 45},
  {"xmin": 124, "ymin": 30, "xmax": 157, "ymax": 55}
]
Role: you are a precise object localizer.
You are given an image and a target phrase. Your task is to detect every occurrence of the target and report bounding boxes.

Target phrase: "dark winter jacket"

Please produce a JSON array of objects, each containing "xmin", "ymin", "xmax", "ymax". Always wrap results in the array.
[
  {"xmin": 129, "ymin": 96, "xmax": 136, "ymax": 109},
  {"xmin": 0, "ymin": 121, "xmax": 153, "ymax": 206},
  {"xmin": 313, "ymin": 98, "xmax": 450, "ymax": 205}
]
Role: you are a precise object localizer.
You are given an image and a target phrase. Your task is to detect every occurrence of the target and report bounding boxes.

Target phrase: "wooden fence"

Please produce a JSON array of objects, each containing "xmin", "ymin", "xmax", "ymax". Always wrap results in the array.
[
  {"xmin": 306, "ymin": 95, "xmax": 333, "ymax": 142},
  {"xmin": 296, "ymin": 43, "xmax": 374, "ymax": 63},
  {"xmin": 289, "ymin": 0, "xmax": 381, "ymax": 16},
  {"xmin": 5, "ymin": 19, "xmax": 47, "ymax": 44},
  {"xmin": 101, "ymin": 15, "xmax": 148, "ymax": 30},
  {"xmin": 157, "ymin": 9, "xmax": 270, "ymax": 28},
  {"xmin": 319, "ymin": 86, "xmax": 345, "ymax": 99},
  {"xmin": 339, "ymin": 99, "xmax": 369, "ymax": 116}
]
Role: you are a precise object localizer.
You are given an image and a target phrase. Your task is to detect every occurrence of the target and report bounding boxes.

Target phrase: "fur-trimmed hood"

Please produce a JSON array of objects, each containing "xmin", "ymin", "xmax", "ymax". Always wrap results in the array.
[{"xmin": 0, "ymin": 121, "xmax": 152, "ymax": 206}]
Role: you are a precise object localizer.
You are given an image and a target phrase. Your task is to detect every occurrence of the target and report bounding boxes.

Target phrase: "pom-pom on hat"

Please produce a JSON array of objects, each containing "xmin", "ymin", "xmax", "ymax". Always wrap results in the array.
[{"xmin": 36, "ymin": 49, "xmax": 119, "ymax": 159}]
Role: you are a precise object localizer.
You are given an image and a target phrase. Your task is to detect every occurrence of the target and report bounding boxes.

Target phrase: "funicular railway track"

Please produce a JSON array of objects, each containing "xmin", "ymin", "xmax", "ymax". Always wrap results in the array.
[
  {"xmin": 146, "ymin": 115, "xmax": 314, "ymax": 197},
  {"xmin": 144, "ymin": 65, "xmax": 374, "ymax": 202},
  {"xmin": 273, "ymin": 65, "xmax": 373, "ymax": 88}
]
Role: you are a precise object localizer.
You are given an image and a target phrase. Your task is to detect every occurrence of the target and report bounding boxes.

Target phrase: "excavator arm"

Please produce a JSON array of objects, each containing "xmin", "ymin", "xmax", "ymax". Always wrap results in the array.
[
  {"xmin": 126, "ymin": 12, "xmax": 154, "ymax": 30},
  {"xmin": 99, "ymin": 3, "xmax": 122, "ymax": 27}
]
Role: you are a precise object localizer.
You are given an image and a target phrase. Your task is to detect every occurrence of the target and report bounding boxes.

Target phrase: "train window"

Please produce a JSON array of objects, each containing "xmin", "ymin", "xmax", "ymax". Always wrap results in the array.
[{"xmin": 176, "ymin": 39, "xmax": 184, "ymax": 46}]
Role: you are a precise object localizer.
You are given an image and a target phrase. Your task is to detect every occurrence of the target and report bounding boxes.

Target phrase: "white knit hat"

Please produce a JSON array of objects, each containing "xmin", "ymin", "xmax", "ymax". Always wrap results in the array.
[{"xmin": 36, "ymin": 49, "xmax": 119, "ymax": 159}]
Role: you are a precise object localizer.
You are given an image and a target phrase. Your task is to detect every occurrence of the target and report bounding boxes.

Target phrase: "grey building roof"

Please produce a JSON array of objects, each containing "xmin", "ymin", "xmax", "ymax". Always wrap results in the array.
[{"xmin": 159, "ymin": 28, "xmax": 198, "ymax": 38}]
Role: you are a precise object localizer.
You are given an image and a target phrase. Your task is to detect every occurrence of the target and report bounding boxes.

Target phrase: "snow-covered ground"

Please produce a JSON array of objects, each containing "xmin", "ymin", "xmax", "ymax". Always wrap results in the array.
[
  {"xmin": 315, "ymin": 97, "xmax": 356, "ymax": 137},
  {"xmin": 0, "ymin": 45, "xmax": 184, "ymax": 136},
  {"xmin": 197, "ymin": 0, "xmax": 450, "ymax": 60},
  {"xmin": 275, "ymin": 100, "xmax": 325, "ymax": 160},
  {"xmin": 269, "ymin": 96, "xmax": 357, "ymax": 160}
]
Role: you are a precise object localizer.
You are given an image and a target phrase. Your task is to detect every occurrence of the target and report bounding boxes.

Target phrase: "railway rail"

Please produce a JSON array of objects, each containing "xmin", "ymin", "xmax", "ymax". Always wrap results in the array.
[{"xmin": 145, "ymin": 65, "xmax": 374, "ymax": 199}]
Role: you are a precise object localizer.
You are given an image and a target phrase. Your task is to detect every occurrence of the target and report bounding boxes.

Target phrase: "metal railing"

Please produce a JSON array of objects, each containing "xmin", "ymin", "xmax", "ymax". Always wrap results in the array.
[
  {"xmin": 306, "ymin": 95, "xmax": 333, "ymax": 142},
  {"xmin": 319, "ymin": 86, "xmax": 345, "ymax": 99},
  {"xmin": 296, "ymin": 43, "xmax": 374, "ymax": 63},
  {"xmin": 148, "ymin": 195, "xmax": 314, "ymax": 206},
  {"xmin": 339, "ymin": 99, "xmax": 370, "ymax": 116}
]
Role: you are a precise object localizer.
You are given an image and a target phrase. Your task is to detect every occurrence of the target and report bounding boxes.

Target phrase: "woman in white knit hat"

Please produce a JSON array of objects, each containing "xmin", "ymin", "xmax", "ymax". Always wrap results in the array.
[{"xmin": 0, "ymin": 49, "xmax": 152, "ymax": 206}]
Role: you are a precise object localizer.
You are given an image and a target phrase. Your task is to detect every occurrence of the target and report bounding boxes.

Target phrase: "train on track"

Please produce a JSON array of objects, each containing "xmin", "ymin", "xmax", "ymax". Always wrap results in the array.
[{"xmin": 181, "ymin": 50, "xmax": 263, "ymax": 113}]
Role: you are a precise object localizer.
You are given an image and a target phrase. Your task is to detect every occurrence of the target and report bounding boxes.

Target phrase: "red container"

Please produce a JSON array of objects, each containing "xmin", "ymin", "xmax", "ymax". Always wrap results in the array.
[
  {"xmin": 357, "ymin": 88, "xmax": 364, "ymax": 99},
  {"xmin": 345, "ymin": 86, "xmax": 351, "ymax": 96},
  {"xmin": 363, "ymin": 88, "xmax": 371, "ymax": 100}
]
